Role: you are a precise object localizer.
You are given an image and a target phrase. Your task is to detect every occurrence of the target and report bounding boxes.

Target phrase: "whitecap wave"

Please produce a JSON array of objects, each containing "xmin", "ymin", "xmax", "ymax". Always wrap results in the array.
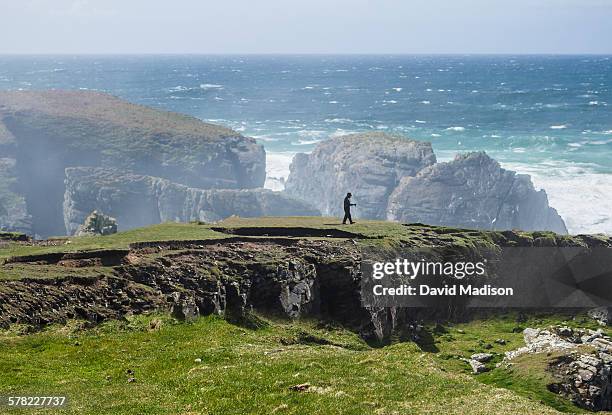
[
  {"xmin": 324, "ymin": 118, "xmax": 353, "ymax": 123},
  {"xmin": 200, "ymin": 83, "xmax": 223, "ymax": 90},
  {"xmin": 293, "ymin": 139, "xmax": 322, "ymax": 146},
  {"xmin": 446, "ymin": 126, "xmax": 466, "ymax": 132},
  {"xmin": 501, "ymin": 160, "xmax": 612, "ymax": 235},
  {"xmin": 550, "ymin": 124, "xmax": 568, "ymax": 130},
  {"xmin": 168, "ymin": 84, "xmax": 223, "ymax": 93}
]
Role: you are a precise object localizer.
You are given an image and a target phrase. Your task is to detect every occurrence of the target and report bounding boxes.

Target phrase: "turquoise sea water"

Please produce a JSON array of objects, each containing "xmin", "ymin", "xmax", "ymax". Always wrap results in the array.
[{"xmin": 0, "ymin": 55, "xmax": 610, "ymax": 234}]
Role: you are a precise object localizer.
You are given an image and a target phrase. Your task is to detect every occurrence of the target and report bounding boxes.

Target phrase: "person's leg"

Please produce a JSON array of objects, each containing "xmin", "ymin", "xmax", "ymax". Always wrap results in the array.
[
  {"xmin": 348, "ymin": 212, "xmax": 353, "ymax": 224},
  {"xmin": 342, "ymin": 211, "xmax": 349, "ymax": 224}
]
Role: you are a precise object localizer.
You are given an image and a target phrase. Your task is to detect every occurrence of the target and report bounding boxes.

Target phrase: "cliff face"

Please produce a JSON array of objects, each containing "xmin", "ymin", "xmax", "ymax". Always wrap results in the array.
[
  {"xmin": 0, "ymin": 91, "xmax": 265, "ymax": 236},
  {"xmin": 285, "ymin": 132, "xmax": 436, "ymax": 218},
  {"xmin": 285, "ymin": 133, "xmax": 568, "ymax": 234},
  {"xmin": 387, "ymin": 152, "xmax": 568, "ymax": 234},
  {"xmin": 64, "ymin": 167, "xmax": 319, "ymax": 235},
  {"xmin": 1, "ymin": 219, "xmax": 610, "ymax": 342}
]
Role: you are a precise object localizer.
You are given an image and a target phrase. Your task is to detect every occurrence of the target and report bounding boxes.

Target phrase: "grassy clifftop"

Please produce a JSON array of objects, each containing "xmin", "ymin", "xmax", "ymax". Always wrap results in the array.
[
  {"xmin": 0, "ymin": 90, "xmax": 236, "ymax": 140},
  {"xmin": 3, "ymin": 216, "xmax": 608, "ymax": 267}
]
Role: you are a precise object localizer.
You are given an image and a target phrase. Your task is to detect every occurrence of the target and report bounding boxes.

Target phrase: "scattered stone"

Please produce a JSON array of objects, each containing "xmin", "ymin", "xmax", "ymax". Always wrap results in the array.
[
  {"xmin": 194, "ymin": 358, "xmax": 202, "ymax": 363},
  {"xmin": 494, "ymin": 339, "xmax": 507, "ymax": 345},
  {"xmin": 127, "ymin": 377, "xmax": 136, "ymax": 383},
  {"xmin": 471, "ymin": 353, "xmax": 493, "ymax": 363},
  {"xmin": 289, "ymin": 383, "xmax": 311, "ymax": 392},
  {"xmin": 466, "ymin": 358, "xmax": 489, "ymax": 374}
]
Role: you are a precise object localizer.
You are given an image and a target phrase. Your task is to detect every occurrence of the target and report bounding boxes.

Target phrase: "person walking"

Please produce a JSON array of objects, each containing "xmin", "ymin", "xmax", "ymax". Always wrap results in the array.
[{"xmin": 342, "ymin": 192, "xmax": 356, "ymax": 224}]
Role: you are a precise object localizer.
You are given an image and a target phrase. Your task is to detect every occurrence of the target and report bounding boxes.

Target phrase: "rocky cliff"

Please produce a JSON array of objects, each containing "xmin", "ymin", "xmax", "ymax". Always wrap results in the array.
[
  {"xmin": 285, "ymin": 132, "xmax": 436, "ymax": 218},
  {"xmin": 64, "ymin": 167, "xmax": 319, "ymax": 235},
  {"xmin": 0, "ymin": 90, "xmax": 265, "ymax": 236},
  {"xmin": 387, "ymin": 152, "xmax": 567, "ymax": 234},
  {"xmin": 285, "ymin": 133, "xmax": 568, "ymax": 234}
]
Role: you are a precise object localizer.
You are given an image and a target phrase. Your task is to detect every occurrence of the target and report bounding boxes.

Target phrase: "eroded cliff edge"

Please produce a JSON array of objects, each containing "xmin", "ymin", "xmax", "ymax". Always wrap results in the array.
[{"xmin": 1, "ymin": 219, "xmax": 608, "ymax": 343}]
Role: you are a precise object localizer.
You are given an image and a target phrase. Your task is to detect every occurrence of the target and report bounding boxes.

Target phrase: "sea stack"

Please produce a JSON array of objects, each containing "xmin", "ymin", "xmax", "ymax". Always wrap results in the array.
[{"xmin": 285, "ymin": 133, "xmax": 568, "ymax": 234}]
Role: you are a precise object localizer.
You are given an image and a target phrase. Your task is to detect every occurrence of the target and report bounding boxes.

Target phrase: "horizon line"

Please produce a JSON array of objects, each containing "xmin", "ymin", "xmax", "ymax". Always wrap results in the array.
[{"xmin": 1, "ymin": 52, "xmax": 612, "ymax": 57}]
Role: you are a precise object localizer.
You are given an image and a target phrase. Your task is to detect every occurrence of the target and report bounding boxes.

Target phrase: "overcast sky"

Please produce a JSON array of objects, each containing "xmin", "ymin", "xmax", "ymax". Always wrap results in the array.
[{"xmin": 1, "ymin": 0, "xmax": 611, "ymax": 54}]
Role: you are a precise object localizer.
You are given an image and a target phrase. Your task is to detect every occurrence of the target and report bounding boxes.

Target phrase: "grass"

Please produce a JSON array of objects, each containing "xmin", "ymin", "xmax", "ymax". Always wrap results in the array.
[
  {"xmin": 0, "ymin": 314, "xmax": 563, "ymax": 415},
  {"xmin": 0, "ymin": 217, "xmax": 496, "ymax": 263},
  {"xmin": 0, "ymin": 223, "xmax": 227, "ymax": 262}
]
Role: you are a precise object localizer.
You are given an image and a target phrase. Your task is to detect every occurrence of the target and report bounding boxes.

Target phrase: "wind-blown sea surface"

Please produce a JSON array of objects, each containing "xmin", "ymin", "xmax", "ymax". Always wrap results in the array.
[{"xmin": 1, "ymin": 55, "xmax": 610, "ymax": 234}]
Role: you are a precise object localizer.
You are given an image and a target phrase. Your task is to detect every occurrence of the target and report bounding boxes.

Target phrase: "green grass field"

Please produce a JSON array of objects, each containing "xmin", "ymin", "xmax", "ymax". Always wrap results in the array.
[{"xmin": 1, "ymin": 313, "xmax": 579, "ymax": 415}]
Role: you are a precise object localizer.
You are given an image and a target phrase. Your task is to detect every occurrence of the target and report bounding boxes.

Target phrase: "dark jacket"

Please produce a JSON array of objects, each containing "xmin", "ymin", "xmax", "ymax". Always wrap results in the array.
[{"xmin": 344, "ymin": 196, "xmax": 352, "ymax": 211}]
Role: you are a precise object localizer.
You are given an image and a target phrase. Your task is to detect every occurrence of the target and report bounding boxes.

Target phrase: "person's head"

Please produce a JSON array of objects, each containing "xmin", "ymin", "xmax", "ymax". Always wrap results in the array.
[{"xmin": 346, "ymin": 192, "xmax": 352, "ymax": 198}]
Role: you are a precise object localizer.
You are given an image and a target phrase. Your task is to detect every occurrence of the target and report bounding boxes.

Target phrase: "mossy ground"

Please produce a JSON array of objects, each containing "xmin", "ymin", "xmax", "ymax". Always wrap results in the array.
[{"xmin": 1, "ymin": 313, "xmax": 572, "ymax": 415}]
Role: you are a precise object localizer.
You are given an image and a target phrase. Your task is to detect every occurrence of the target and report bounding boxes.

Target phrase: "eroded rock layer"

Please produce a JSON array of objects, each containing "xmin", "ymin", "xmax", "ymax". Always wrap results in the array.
[{"xmin": 63, "ymin": 167, "xmax": 319, "ymax": 235}]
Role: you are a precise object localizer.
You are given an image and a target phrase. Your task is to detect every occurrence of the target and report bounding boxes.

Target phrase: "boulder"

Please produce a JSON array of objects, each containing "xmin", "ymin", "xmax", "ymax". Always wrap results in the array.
[
  {"xmin": 63, "ymin": 167, "xmax": 320, "ymax": 235},
  {"xmin": 387, "ymin": 152, "xmax": 567, "ymax": 233},
  {"xmin": 284, "ymin": 132, "xmax": 436, "ymax": 218},
  {"xmin": 468, "ymin": 359, "xmax": 489, "ymax": 374},
  {"xmin": 471, "ymin": 353, "xmax": 493, "ymax": 363},
  {"xmin": 75, "ymin": 210, "xmax": 117, "ymax": 236}
]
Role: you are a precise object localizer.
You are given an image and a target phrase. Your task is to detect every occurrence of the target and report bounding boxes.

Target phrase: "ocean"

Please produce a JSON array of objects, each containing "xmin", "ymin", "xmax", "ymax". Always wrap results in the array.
[{"xmin": 1, "ymin": 55, "xmax": 610, "ymax": 234}]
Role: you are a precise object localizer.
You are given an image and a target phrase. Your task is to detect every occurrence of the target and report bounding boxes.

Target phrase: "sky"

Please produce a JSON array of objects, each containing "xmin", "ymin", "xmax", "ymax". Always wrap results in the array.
[{"xmin": 1, "ymin": 0, "xmax": 612, "ymax": 54}]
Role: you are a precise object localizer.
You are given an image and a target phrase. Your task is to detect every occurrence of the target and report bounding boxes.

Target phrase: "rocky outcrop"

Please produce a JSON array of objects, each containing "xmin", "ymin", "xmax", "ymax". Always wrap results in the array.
[
  {"xmin": 63, "ymin": 167, "xmax": 319, "ymax": 234},
  {"xmin": 285, "ymin": 133, "xmax": 567, "ymax": 234},
  {"xmin": 504, "ymin": 326, "xmax": 612, "ymax": 411},
  {"xmin": 285, "ymin": 132, "xmax": 436, "ymax": 218},
  {"xmin": 387, "ymin": 152, "xmax": 568, "ymax": 234},
  {"xmin": 75, "ymin": 210, "xmax": 118, "ymax": 236},
  {"xmin": 0, "ymin": 90, "xmax": 265, "ymax": 236}
]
